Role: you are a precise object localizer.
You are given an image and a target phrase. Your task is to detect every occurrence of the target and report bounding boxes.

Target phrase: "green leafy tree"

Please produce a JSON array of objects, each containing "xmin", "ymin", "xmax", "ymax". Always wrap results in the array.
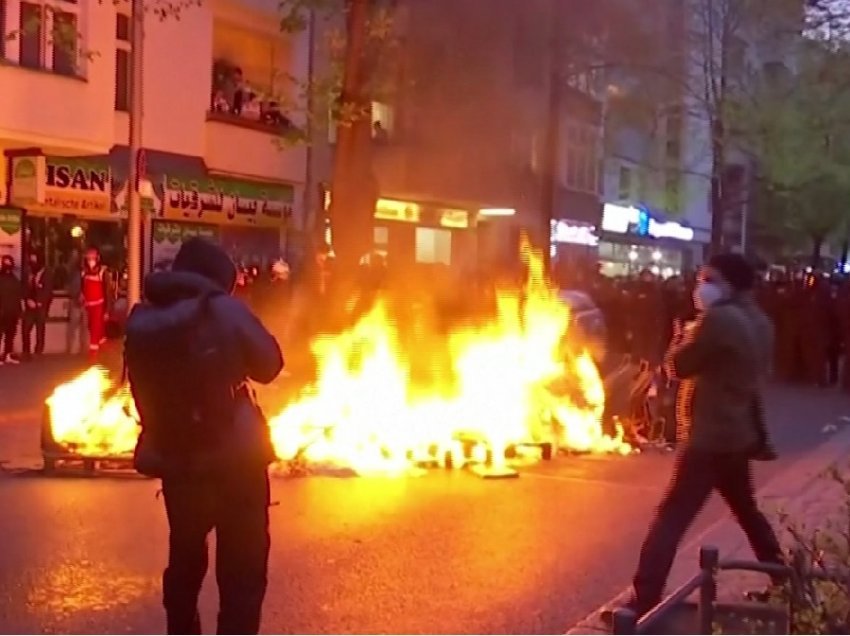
[{"xmin": 731, "ymin": 34, "xmax": 850, "ymax": 264}]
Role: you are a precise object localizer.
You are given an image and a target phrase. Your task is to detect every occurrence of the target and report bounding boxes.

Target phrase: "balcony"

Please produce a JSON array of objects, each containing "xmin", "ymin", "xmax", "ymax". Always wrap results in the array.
[{"xmin": 204, "ymin": 111, "xmax": 305, "ymax": 183}]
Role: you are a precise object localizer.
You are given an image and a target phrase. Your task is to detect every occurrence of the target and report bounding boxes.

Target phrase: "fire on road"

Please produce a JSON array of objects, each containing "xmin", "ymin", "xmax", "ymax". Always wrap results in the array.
[{"xmin": 43, "ymin": 242, "xmax": 630, "ymax": 475}]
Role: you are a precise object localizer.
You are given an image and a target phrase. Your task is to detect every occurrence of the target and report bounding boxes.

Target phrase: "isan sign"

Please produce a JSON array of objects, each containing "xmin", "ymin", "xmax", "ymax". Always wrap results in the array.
[
  {"xmin": 42, "ymin": 159, "xmax": 112, "ymax": 214},
  {"xmin": 11, "ymin": 156, "xmax": 113, "ymax": 216}
]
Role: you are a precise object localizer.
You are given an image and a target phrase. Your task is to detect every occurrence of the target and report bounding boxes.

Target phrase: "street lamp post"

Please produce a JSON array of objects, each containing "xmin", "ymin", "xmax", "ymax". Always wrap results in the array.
[{"xmin": 127, "ymin": 0, "xmax": 145, "ymax": 308}]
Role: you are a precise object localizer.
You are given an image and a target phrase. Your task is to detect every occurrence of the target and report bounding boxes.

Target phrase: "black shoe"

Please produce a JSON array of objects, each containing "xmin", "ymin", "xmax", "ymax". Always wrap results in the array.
[{"xmin": 600, "ymin": 599, "xmax": 652, "ymax": 629}]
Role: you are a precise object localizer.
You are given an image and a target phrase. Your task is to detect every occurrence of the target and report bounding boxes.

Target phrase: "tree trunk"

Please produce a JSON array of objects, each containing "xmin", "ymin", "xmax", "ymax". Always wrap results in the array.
[
  {"xmin": 709, "ymin": 117, "xmax": 726, "ymax": 256},
  {"xmin": 329, "ymin": 0, "xmax": 378, "ymax": 278},
  {"xmin": 811, "ymin": 234, "xmax": 824, "ymax": 270}
]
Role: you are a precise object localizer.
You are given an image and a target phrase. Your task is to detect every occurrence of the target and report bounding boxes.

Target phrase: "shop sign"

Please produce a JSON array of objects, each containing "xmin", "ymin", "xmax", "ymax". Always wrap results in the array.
[
  {"xmin": 161, "ymin": 175, "xmax": 294, "ymax": 228},
  {"xmin": 151, "ymin": 221, "xmax": 219, "ymax": 269},
  {"xmin": 0, "ymin": 207, "xmax": 22, "ymax": 264},
  {"xmin": 602, "ymin": 203, "xmax": 694, "ymax": 242},
  {"xmin": 41, "ymin": 157, "xmax": 112, "ymax": 215},
  {"xmin": 550, "ymin": 220, "xmax": 599, "ymax": 247},
  {"xmin": 438, "ymin": 209, "xmax": 470, "ymax": 229},
  {"xmin": 375, "ymin": 198, "xmax": 421, "ymax": 223},
  {"xmin": 10, "ymin": 156, "xmax": 46, "ymax": 206}
]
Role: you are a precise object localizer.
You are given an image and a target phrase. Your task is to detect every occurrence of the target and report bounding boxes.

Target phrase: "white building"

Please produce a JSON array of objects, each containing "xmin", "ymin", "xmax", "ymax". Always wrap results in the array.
[{"xmin": 0, "ymin": 0, "xmax": 309, "ymax": 273}]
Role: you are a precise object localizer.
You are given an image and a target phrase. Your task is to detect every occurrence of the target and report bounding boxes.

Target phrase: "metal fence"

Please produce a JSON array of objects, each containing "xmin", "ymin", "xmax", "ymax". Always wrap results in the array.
[{"xmin": 611, "ymin": 546, "xmax": 794, "ymax": 635}]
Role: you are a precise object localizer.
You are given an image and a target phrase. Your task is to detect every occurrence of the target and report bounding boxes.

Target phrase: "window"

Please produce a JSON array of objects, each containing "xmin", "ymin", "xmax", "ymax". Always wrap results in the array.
[
  {"xmin": 51, "ymin": 10, "xmax": 77, "ymax": 75},
  {"xmin": 115, "ymin": 13, "xmax": 129, "ymax": 41},
  {"xmin": 371, "ymin": 101, "xmax": 394, "ymax": 140},
  {"xmin": 0, "ymin": 0, "xmax": 6, "ymax": 58},
  {"xmin": 665, "ymin": 171, "xmax": 680, "ymax": 213},
  {"xmin": 618, "ymin": 166, "xmax": 632, "ymax": 201},
  {"xmin": 115, "ymin": 12, "xmax": 130, "ymax": 111},
  {"xmin": 7, "ymin": 0, "xmax": 81, "ymax": 74},
  {"xmin": 115, "ymin": 49, "xmax": 129, "ymax": 111},
  {"xmin": 665, "ymin": 104, "xmax": 683, "ymax": 159},
  {"xmin": 563, "ymin": 123, "xmax": 599, "ymax": 194},
  {"xmin": 18, "ymin": 2, "xmax": 41, "ymax": 68},
  {"xmin": 415, "ymin": 227, "xmax": 451, "ymax": 265}
]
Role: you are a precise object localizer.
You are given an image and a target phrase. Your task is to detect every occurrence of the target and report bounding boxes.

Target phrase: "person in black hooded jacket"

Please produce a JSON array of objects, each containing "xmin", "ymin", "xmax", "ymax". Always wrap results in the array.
[
  {"xmin": 125, "ymin": 237, "xmax": 283, "ymax": 635},
  {"xmin": 0, "ymin": 255, "xmax": 23, "ymax": 364}
]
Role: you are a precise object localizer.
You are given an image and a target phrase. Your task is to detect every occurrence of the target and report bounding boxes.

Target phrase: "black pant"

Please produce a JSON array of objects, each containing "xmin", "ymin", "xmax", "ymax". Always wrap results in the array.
[
  {"xmin": 162, "ymin": 466, "xmax": 270, "ymax": 635},
  {"xmin": 632, "ymin": 449, "xmax": 782, "ymax": 611},
  {"xmin": 0, "ymin": 312, "xmax": 18, "ymax": 358},
  {"xmin": 22, "ymin": 308, "xmax": 47, "ymax": 356}
]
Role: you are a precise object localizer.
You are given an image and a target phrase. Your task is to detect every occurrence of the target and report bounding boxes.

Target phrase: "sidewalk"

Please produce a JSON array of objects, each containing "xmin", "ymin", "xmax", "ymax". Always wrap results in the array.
[{"xmin": 567, "ymin": 422, "xmax": 850, "ymax": 634}]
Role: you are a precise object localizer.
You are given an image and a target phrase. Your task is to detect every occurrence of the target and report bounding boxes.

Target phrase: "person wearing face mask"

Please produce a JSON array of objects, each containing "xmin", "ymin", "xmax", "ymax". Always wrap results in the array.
[
  {"xmin": 80, "ymin": 247, "xmax": 112, "ymax": 362},
  {"xmin": 607, "ymin": 253, "xmax": 783, "ymax": 623},
  {"xmin": 0, "ymin": 255, "xmax": 23, "ymax": 365},
  {"xmin": 21, "ymin": 252, "xmax": 54, "ymax": 360}
]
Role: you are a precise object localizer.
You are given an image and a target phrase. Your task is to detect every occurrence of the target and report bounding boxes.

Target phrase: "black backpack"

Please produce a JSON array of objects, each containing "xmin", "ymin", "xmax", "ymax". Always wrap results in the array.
[{"xmin": 125, "ymin": 290, "xmax": 238, "ymax": 476}]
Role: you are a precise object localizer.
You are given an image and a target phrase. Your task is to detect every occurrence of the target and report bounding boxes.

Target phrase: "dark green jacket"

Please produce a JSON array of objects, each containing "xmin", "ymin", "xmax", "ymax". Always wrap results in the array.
[{"xmin": 667, "ymin": 300, "xmax": 763, "ymax": 453}]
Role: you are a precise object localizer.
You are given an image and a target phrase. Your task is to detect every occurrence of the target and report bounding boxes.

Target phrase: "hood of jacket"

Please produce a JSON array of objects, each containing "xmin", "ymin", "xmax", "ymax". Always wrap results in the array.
[{"xmin": 143, "ymin": 270, "xmax": 226, "ymax": 307}]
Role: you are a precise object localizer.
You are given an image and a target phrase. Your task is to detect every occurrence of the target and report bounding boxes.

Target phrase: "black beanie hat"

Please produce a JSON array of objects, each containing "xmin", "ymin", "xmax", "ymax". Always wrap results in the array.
[
  {"xmin": 708, "ymin": 252, "xmax": 755, "ymax": 292},
  {"xmin": 172, "ymin": 237, "xmax": 237, "ymax": 293}
]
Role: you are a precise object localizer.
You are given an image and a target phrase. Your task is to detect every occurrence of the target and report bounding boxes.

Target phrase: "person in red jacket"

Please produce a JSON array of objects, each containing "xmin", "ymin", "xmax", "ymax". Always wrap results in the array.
[{"xmin": 80, "ymin": 247, "xmax": 112, "ymax": 361}]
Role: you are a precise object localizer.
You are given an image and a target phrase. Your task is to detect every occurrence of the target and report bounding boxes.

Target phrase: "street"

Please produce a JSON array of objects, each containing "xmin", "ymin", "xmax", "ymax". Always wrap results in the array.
[{"xmin": 0, "ymin": 360, "xmax": 848, "ymax": 634}]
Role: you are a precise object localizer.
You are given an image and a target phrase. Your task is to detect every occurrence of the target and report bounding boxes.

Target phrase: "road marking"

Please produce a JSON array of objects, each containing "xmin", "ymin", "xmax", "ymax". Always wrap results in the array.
[{"xmin": 521, "ymin": 472, "xmax": 662, "ymax": 492}]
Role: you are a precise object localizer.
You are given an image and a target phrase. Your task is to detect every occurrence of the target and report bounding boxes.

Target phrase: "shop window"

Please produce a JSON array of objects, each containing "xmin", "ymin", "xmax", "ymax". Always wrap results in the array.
[
  {"xmin": 374, "ymin": 226, "xmax": 388, "ymax": 246},
  {"xmin": 415, "ymin": 227, "xmax": 451, "ymax": 265},
  {"xmin": 18, "ymin": 2, "xmax": 42, "ymax": 69}
]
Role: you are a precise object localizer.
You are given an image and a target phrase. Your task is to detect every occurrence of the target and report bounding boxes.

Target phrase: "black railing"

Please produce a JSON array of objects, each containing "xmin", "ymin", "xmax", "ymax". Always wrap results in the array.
[{"xmin": 611, "ymin": 546, "xmax": 796, "ymax": 635}]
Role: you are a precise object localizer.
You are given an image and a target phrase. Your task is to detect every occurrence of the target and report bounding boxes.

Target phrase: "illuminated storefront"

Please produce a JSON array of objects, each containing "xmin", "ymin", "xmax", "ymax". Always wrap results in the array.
[
  {"xmin": 372, "ymin": 196, "xmax": 477, "ymax": 269},
  {"xmin": 6, "ymin": 150, "xmax": 295, "ymax": 273},
  {"xmin": 598, "ymin": 203, "xmax": 695, "ymax": 278}
]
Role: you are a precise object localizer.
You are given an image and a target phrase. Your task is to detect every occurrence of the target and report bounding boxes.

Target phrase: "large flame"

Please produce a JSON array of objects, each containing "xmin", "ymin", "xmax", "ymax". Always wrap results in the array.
[
  {"xmin": 270, "ymin": 243, "xmax": 629, "ymax": 474},
  {"xmin": 44, "ymin": 244, "xmax": 629, "ymax": 472},
  {"xmin": 45, "ymin": 366, "xmax": 138, "ymax": 457}
]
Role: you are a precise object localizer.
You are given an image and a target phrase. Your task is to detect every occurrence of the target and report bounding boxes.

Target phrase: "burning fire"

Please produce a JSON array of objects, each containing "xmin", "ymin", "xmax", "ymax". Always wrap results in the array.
[
  {"xmin": 45, "ymin": 366, "xmax": 138, "ymax": 458},
  {"xmin": 44, "ymin": 244, "xmax": 629, "ymax": 473}
]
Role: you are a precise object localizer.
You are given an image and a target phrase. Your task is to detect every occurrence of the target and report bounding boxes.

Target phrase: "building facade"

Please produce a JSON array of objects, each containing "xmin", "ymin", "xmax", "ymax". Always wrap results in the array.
[
  {"xmin": 0, "ymin": 0, "xmax": 309, "ymax": 276},
  {"xmin": 308, "ymin": 0, "xmax": 604, "ymax": 276}
]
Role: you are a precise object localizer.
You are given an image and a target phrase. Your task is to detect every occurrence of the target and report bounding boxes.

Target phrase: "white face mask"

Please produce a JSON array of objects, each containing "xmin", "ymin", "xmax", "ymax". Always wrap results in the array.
[{"xmin": 694, "ymin": 281, "xmax": 724, "ymax": 311}]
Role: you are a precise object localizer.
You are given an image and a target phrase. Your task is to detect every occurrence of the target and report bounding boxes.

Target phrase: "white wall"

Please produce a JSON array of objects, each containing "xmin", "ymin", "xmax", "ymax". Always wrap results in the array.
[{"xmin": 1, "ymin": 0, "xmax": 307, "ymax": 191}]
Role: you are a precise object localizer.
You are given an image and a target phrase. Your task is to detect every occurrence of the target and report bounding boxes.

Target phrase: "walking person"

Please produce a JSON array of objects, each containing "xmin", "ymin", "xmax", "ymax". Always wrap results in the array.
[
  {"xmin": 124, "ymin": 237, "xmax": 283, "ymax": 634},
  {"xmin": 21, "ymin": 252, "xmax": 53, "ymax": 360},
  {"xmin": 608, "ymin": 254, "xmax": 783, "ymax": 620},
  {"xmin": 0, "ymin": 255, "xmax": 22, "ymax": 365}
]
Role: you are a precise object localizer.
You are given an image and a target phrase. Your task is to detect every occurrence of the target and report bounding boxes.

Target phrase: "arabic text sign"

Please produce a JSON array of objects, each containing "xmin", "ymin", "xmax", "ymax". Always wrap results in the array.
[{"xmin": 162, "ymin": 176, "xmax": 294, "ymax": 228}]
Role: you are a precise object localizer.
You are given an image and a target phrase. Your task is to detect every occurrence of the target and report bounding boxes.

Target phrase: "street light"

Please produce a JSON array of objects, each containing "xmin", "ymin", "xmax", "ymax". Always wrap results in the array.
[{"xmin": 652, "ymin": 249, "xmax": 662, "ymax": 262}]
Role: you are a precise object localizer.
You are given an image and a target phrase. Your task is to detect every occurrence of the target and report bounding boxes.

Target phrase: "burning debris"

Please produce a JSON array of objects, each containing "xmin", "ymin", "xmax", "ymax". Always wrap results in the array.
[{"xmin": 43, "ymin": 245, "xmax": 630, "ymax": 476}]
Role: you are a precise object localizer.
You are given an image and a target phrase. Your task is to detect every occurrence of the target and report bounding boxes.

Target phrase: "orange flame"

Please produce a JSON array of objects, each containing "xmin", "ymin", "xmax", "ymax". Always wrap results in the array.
[{"xmin": 45, "ymin": 243, "xmax": 630, "ymax": 472}]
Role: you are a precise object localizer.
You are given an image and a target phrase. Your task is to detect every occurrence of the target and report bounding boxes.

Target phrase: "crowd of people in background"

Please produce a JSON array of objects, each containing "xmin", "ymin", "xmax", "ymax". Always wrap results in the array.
[{"xmin": 559, "ymin": 262, "xmax": 850, "ymax": 391}]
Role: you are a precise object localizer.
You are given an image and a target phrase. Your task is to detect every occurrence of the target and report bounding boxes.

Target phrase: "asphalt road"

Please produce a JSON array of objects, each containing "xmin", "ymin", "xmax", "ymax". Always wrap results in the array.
[{"xmin": 0, "ymin": 359, "xmax": 848, "ymax": 634}]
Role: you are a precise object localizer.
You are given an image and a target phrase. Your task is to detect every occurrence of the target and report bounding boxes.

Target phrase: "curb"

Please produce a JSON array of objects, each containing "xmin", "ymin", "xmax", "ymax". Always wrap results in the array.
[{"xmin": 565, "ymin": 424, "xmax": 850, "ymax": 635}]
